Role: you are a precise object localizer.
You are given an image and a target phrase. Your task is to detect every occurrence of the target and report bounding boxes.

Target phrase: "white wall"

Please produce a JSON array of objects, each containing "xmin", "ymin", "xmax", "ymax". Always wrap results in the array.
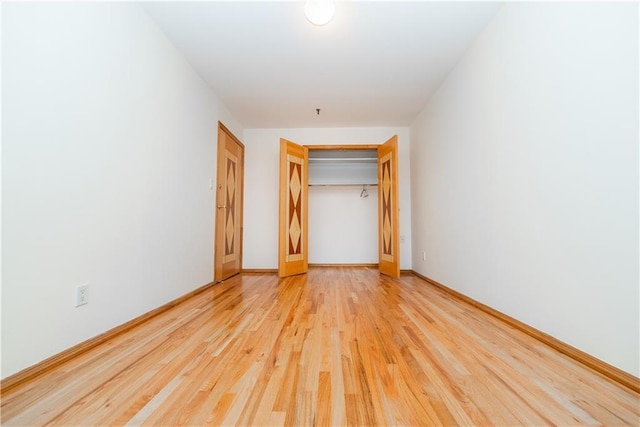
[
  {"xmin": 309, "ymin": 186, "xmax": 378, "ymax": 264},
  {"xmin": 1, "ymin": 3, "xmax": 242, "ymax": 378},
  {"xmin": 308, "ymin": 156, "xmax": 378, "ymax": 264},
  {"xmin": 243, "ymin": 128, "xmax": 411, "ymax": 269},
  {"xmin": 410, "ymin": 3, "xmax": 638, "ymax": 375}
]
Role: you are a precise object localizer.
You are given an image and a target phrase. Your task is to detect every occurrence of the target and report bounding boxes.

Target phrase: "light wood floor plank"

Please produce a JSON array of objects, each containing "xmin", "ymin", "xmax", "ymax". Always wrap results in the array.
[{"xmin": 1, "ymin": 268, "xmax": 638, "ymax": 426}]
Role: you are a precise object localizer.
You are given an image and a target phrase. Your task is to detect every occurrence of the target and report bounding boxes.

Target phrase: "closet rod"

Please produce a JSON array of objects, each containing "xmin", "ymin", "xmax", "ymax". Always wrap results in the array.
[
  {"xmin": 308, "ymin": 158, "xmax": 377, "ymax": 163},
  {"xmin": 308, "ymin": 184, "xmax": 378, "ymax": 187}
]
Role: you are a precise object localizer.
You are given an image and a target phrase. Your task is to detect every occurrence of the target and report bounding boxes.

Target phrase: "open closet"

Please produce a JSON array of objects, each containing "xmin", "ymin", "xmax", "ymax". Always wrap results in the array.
[
  {"xmin": 308, "ymin": 149, "xmax": 378, "ymax": 268},
  {"xmin": 278, "ymin": 137, "xmax": 400, "ymax": 279}
]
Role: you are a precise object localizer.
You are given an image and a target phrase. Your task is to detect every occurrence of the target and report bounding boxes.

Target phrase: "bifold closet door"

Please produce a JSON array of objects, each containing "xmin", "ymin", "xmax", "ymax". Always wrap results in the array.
[
  {"xmin": 378, "ymin": 135, "xmax": 400, "ymax": 278},
  {"xmin": 278, "ymin": 139, "xmax": 309, "ymax": 277}
]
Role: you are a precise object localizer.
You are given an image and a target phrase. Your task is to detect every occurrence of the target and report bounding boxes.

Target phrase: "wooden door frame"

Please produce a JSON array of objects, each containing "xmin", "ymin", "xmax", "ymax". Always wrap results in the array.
[
  {"xmin": 306, "ymin": 144, "xmax": 380, "ymax": 151},
  {"xmin": 214, "ymin": 122, "xmax": 245, "ymax": 282},
  {"xmin": 305, "ymin": 142, "xmax": 399, "ymax": 275}
]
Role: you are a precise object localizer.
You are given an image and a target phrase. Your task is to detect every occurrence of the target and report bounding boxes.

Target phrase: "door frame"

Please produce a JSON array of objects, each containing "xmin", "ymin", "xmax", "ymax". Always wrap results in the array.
[
  {"xmin": 214, "ymin": 122, "xmax": 245, "ymax": 282},
  {"xmin": 305, "ymin": 141, "xmax": 400, "ymax": 277},
  {"xmin": 306, "ymin": 144, "xmax": 380, "ymax": 151}
]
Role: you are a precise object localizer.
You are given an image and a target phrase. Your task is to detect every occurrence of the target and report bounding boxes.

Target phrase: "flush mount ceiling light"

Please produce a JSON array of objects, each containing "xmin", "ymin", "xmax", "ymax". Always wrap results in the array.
[{"xmin": 304, "ymin": 0, "xmax": 335, "ymax": 26}]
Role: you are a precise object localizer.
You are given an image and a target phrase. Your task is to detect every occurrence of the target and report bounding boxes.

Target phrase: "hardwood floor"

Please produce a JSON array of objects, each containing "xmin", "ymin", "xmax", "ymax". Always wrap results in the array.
[{"xmin": 1, "ymin": 268, "xmax": 638, "ymax": 426}]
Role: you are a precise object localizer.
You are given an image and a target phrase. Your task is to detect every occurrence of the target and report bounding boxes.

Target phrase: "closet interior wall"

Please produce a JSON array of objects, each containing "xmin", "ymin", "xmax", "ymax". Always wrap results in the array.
[{"xmin": 308, "ymin": 149, "xmax": 378, "ymax": 265}]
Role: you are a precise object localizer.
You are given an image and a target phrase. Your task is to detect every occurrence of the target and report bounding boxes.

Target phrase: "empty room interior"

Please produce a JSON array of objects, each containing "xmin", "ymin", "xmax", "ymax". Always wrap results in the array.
[{"xmin": 1, "ymin": 1, "xmax": 639, "ymax": 426}]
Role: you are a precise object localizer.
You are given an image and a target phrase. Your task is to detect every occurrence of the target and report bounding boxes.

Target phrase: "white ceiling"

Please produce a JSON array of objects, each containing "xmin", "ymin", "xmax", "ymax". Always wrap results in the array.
[{"xmin": 142, "ymin": 1, "xmax": 502, "ymax": 128}]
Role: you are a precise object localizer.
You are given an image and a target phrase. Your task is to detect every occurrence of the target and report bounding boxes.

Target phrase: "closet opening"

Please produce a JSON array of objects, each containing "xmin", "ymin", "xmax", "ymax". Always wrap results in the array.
[
  {"xmin": 278, "ymin": 138, "xmax": 399, "ymax": 278},
  {"xmin": 307, "ymin": 147, "xmax": 379, "ymax": 266}
]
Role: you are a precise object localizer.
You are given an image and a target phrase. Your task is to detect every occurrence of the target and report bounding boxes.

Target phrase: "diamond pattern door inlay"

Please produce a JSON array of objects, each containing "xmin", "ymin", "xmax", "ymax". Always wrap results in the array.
[
  {"xmin": 381, "ymin": 156, "xmax": 393, "ymax": 260},
  {"xmin": 286, "ymin": 155, "xmax": 304, "ymax": 261},
  {"xmin": 288, "ymin": 162, "xmax": 302, "ymax": 255},
  {"xmin": 224, "ymin": 153, "xmax": 237, "ymax": 261},
  {"xmin": 289, "ymin": 213, "xmax": 301, "ymax": 254},
  {"xmin": 289, "ymin": 164, "xmax": 301, "ymax": 205}
]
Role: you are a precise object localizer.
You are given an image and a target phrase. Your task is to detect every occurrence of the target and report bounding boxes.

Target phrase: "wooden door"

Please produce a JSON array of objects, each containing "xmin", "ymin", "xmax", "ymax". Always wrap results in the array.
[
  {"xmin": 378, "ymin": 135, "xmax": 400, "ymax": 278},
  {"xmin": 214, "ymin": 123, "xmax": 244, "ymax": 282},
  {"xmin": 278, "ymin": 139, "xmax": 308, "ymax": 277}
]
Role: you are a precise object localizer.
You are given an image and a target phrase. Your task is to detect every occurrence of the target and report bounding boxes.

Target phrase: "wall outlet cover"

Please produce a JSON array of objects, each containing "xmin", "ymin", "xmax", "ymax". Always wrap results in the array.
[{"xmin": 76, "ymin": 284, "xmax": 89, "ymax": 307}]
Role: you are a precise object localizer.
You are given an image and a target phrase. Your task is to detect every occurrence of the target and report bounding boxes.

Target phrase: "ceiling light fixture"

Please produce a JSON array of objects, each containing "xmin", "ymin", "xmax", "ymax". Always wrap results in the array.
[{"xmin": 304, "ymin": 0, "xmax": 335, "ymax": 26}]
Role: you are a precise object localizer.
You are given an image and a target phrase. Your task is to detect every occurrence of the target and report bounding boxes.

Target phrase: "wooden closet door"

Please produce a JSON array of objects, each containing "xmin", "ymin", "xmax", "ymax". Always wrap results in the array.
[
  {"xmin": 378, "ymin": 135, "xmax": 400, "ymax": 278},
  {"xmin": 278, "ymin": 139, "xmax": 309, "ymax": 277}
]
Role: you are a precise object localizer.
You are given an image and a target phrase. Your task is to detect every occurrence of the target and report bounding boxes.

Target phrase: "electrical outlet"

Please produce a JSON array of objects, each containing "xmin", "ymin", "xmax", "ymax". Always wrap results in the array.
[
  {"xmin": 76, "ymin": 284, "xmax": 89, "ymax": 307},
  {"xmin": 422, "ymin": 251, "xmax": 426, "ymax": 261}
]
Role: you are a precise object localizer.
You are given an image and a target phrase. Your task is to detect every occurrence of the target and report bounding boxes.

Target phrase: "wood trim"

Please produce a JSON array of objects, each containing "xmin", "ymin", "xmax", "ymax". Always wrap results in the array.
[
  {"xmin": 214, "ymin": 125, "xmax": 226, "ymax": 282},
  {"xmin": 242, "ymin": 269, "xmax": 278, "ymax": 274},
  {"xmin": 309, "ymin": 263, "xmax": 378, "ymax": 268},
  {"xmin": 238, "ymin": 137, "xmax": 245, "ymax": 275},
  {"xmin": 0, "ymin": 281, "xmax": 217, "ymax": 395},
  {"xmin": 411, "ymin": 271, "xmax": 640, "ymax": 394},
  {"xmin": 305, "ymin": 144, "xmax": 379, "ymax": 151},
  {"xmin": 218, "ymin": 121, "xmax": 245, "ymax": 149}
]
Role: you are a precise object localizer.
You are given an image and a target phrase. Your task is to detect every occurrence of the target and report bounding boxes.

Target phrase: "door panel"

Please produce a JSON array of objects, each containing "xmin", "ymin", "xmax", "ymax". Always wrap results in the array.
[
  {"xmin": 279, "ymin": 139, "xmax": 308, "ymax": 277},
  {"xmin": 378, "ymin": 135, "xmax": 400, "ymax": 278},
  {"xmin": 214, "ymin": 123, "xmax": 244, "ymax": 282}
]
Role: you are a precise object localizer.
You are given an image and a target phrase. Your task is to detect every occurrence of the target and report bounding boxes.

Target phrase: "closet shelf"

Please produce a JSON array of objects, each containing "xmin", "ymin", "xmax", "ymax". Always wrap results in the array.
[{"xmin": 308, "ymin": 158, "xmax": 377, "ymax": 164}]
